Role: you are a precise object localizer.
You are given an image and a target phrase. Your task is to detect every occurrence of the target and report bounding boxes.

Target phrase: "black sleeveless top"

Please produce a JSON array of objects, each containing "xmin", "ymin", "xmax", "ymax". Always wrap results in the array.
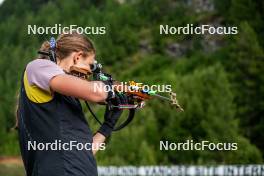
[{"xmin": 18, "ymin": 73, "xmax": 98, "ymax": 176}]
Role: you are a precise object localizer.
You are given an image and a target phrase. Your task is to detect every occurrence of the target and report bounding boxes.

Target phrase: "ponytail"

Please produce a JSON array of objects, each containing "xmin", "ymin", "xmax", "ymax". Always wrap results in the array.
[{"xmin": 38, "ymin": 41, "xmax": 50, "ymax": 59}]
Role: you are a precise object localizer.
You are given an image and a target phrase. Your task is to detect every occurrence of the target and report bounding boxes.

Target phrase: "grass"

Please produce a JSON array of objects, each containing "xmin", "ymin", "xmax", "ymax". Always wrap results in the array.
[
  {"xmin": 0, "ymin": 156, "xmax": 25, "ymax": 176},
  {"xmin": 0, "ymin": 164, "xmax": 25, "ymax": 176}
]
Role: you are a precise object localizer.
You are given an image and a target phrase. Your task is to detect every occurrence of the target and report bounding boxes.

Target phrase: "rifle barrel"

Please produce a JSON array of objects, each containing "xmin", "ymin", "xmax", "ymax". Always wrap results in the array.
[{"xmin": 152, "ymin": 93, "xmax": 171, "ymax": 102}]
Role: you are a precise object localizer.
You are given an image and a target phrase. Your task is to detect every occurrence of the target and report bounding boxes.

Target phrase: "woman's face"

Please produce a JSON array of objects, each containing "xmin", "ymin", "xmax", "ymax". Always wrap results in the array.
[{"xmin": 74, "ymin": 52, "xmax": 96, "ymax": 73}]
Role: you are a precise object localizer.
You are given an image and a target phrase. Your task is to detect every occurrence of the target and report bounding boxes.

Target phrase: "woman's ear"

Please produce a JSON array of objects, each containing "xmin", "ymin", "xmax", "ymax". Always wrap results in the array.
[{"xmin": 73, "ymin": 51, "xmax": 83, "ymax": 64}]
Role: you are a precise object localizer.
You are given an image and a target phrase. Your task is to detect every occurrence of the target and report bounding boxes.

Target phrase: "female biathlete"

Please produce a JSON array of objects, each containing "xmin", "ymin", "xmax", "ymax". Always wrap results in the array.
[{"xmin": 17, "ymin": 32, "xmax": 126, "ymax": 176}]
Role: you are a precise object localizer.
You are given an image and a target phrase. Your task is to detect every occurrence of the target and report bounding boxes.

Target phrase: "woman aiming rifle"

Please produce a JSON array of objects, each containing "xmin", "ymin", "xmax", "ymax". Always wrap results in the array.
[{"xmin": 17, "ymin": 31, "xmax": 126, "ymax": 176}]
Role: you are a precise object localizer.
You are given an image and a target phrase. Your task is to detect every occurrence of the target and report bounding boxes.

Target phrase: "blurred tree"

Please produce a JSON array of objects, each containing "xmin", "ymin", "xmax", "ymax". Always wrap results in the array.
[{"xmin": 227, "ymin": 22, "xmax": 264, "ymax": 158}]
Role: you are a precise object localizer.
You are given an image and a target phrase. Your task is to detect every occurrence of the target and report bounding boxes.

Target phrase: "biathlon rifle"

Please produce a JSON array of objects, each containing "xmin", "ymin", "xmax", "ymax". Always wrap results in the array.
[{"xmin": 69, "ymin": 61, "xmax": 184, "ymax": 131}]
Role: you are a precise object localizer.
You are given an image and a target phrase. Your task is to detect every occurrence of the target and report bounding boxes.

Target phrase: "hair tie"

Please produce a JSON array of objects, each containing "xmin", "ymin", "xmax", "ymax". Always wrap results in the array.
[
  {"xmin": 49, "ymin": 37, "xmax": 57, "ymax": 63},
  {"xmin": 49, "ymin": 37, "xmax": 56, "ymax": 50}
]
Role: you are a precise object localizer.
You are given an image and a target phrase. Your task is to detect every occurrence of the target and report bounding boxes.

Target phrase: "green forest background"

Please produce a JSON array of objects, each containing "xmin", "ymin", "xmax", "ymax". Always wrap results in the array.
[{"xmin": 0, "ymin": 0, "xmax": 263, "ymax": 166}]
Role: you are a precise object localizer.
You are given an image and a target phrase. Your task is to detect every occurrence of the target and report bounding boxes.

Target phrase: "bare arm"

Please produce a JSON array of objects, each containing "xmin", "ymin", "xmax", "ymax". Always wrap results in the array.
[
  {"xmin": 92, "ymin": 133, "xmax": 106, "ymax": 155},
  {"xmin": 50, "ymin": 74, "xmax": 107, "ymax": 102}
]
